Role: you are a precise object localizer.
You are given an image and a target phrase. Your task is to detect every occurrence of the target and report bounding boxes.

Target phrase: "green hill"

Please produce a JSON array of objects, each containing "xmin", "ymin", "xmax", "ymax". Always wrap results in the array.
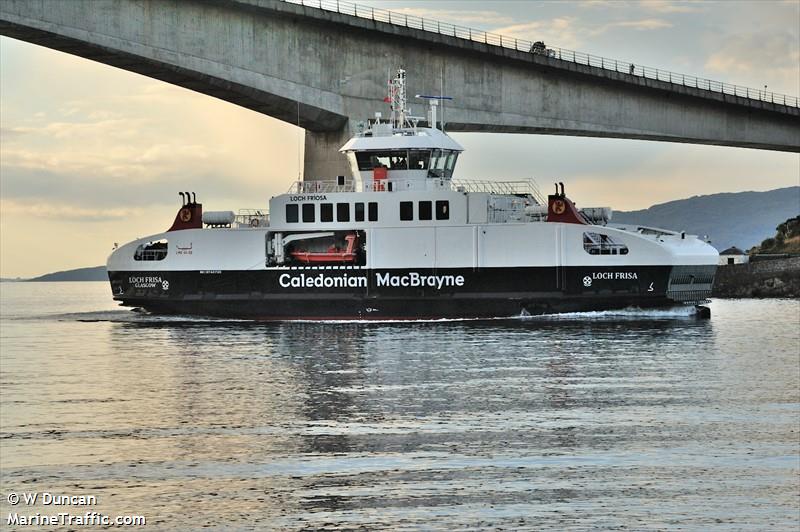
[{"xmin": 613, "ymin": 187, "xmax": 800, "ymax": 251}]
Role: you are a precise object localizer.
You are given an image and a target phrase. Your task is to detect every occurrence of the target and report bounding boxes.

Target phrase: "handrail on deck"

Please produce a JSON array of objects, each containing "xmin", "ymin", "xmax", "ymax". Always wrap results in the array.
[
  {"xmin": 451, "ymin": 179, "xmax": 546, "ymax": 204},
  {"xmin": 289, "ymin": 179, "xmax": 358, "ymax": 193},
  {"xmin": 288, "ymin": 177, "xmax": 546, "ymax": 203},
  {"xmin": 282, "ymin": 0, "xmax": 798, "ymax": 108}
]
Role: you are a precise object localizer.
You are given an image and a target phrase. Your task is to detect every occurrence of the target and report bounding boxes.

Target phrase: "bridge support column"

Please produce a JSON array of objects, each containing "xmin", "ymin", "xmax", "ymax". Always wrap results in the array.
[{"xmin": 303, "ymin": 127, "xmax": 353, "ymax": 182}]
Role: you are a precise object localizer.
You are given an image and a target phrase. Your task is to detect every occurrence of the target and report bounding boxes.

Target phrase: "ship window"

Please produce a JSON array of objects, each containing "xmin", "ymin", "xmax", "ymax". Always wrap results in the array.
[
  {"xmin": 400, "ymin": 201, "xmax": 413, "ymax": 221},
  {"xmin": 409, "ymin": 150, "xmax": 431, "ymax": 170},
  {"xmin": 583, "ymin": 232, "xmax": 629, "ymax": 255},
  {"xmin": 389, "ymin": 153, "xmax": 408, "ymax": 170},
  {"xmin": 368, "ymin": 202, "xmax": 378, "ymax": 222},
  {"xmin": 435, "ymin": 150, "xmax": 447, "ymax": 171},
  {"xmin": 419, "ymin": 201, "xmax": 432, "ymax": 220},
  {"xmin": 321, "ymin": 203, "xmax": 333, "ymax": 222},
  {"xmin": 436, "ymin": 200, "xmax": 449, "ymax": 220},
  {"xmin": 446, "ymin": 152, "xmax": 458, "ymax": 172},
  {"xmin": 302, "ymin": 203, "xmax": 315, "ymax": 223},
  {"xmin": 355, "ymin": 202, "xmax": 365, "ymax": 222},
  {"xmin": 428, "ymin": 149, "xmax": 453, "ymax": 178},
  {"xmin": 133, "ymin": 239, "xmax": 168, "ymax": 261},
  {"xmin": 355, "ymin": 151, "xmax": 410, "ymax": 171},
  {"xmin": 337, "ymin": 203, "xmax": 350, "ymax": 222},
  {"xmin": 286, "ymin": 204, "xmax": 298, "ymax": 223},
  {"xmin": 356, "ymin": 152, "xmax": 376, "ymax": 170}
]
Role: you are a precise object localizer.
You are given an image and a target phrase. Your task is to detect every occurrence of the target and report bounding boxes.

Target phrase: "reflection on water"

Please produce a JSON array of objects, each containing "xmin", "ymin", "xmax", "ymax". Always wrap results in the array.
[{"xmin": 1, "ymin": 282, "xmax": 798, "ymax": 529}]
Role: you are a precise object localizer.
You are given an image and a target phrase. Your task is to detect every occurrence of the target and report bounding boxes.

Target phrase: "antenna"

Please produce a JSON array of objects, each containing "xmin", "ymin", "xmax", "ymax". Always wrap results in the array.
[
  {"xmin": 296, "ymin": 100, "xmax": 302, "ymax": 180},
  {"xmin": 440, "ymin": 67, "xmax": 445, "ymax": 132},
  {"xmin": 415, "ymin": 95, "xmax": 453, "ymax": 130}
]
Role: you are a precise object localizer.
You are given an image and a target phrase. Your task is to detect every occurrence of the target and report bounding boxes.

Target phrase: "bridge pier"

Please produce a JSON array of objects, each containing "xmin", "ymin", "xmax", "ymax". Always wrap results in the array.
[{"xmin": 304, "ymin": 127, "xmax": 353, "ymax": 182}]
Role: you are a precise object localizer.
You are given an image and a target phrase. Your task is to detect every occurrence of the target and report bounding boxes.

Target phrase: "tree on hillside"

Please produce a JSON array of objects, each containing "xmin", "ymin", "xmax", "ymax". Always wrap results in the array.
[{"xmin": 750, "ymin": 216, "xmax": 800, "ymax": 254}]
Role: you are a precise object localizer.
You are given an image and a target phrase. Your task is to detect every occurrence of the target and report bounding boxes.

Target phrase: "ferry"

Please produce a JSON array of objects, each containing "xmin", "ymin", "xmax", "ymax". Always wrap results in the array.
[{"xmin": 107, "ymin": 69, "xmax": 717, "ymax": 320}]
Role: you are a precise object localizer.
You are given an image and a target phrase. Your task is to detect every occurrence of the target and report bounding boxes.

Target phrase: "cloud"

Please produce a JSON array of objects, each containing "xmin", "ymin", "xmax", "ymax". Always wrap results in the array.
[
  {"xmin": 489, "ymin": 15, "xmax": 671, "ymax": 51},
  {"xmin": 601, "ymin": 18, "xmax": 673, "ymax": 31},
  {"xmin": 2, "ymin": 114, "xmax": 219, "ymax": 182},
  {"xmin": 705, "ymin": 31, "xmax": 800, "ymax": 94},
  {"xmin": 492, "ymin": 18, "xmax": 583, "ymax": 50},
  {"xmin": 1, "ymin": 144, "xmax": 197, "ymax": 181},
  {"xmin": 0, "ymin": 199, "xmax": 141, "ymax": 221},
  {"xmin": 580, "ymin": 0, "xmax": 700, "ymax": 13},
  {"xmin": 8, "ymin": 118, "xmax": 144, "ymax": 140},
  {"xmin": 579, "ymin": 0, "xmax": 621, "ymax": 7},
  {"xmin": 639, "ymin": 1, "xmax": 701, "ymax": 14},
  {"xmin": 1, "ymin": 127, "xmax": 27, "ymax": 139},
  {"xmin": 389, "ymin": 8, "xmax": 514, "ymax": 26}
]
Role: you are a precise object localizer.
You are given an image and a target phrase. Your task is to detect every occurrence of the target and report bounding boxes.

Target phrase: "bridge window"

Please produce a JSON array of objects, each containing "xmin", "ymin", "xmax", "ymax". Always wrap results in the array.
[
  {"xmin": 134, "ymin": 239, "xmax": 168, "ymax": 261},
  {"xmin": 583, "ymin": 232, "xmax": 629, "ymax": 255},
  {"xmin": 429, "ymin": 150, "xmax": 458, "ymax": 178},
  {"xmin": 409, "ymin": 150, "xmax": 431, "ymax": 170},
  {"xmin": 368, "ymin": 202, "xmax": 379, "ymax": 222},
  {"xmin": 356, "ymin": 152, "xmax": 380, "ymax": 171},
  {"xmin": 302, "ymin": 203, "xmax": 315, "ymax": 223},
  {"xmin": 286, "ymin": 204, "xmax": 298, "ymax": 223},
  {"xmin": 446, "ymin": 152, "xmax": 459, "ymax": 172},
  {"xmin": 355, "ymin": 202, "xmax": 365, "ymax": 222},
  {"xmin": 355, "ymin": 151, "xmax": 413, "ymax": 171},
  {"xmin": 419, "ymin": 201, "xmax": 432, "ymax": 221},
  {"xmin": 436, "ymin": 200, "xmax": 449, "ymax": 220},
  {"xmin": 337, "ymin": 203, "xmax": 350, "ymax": 222},
  {"xmin": 400, "ymin": 201, "xmax": 413, "ymax": 221},
  {"xmin": 321, "ymin": 203, "xmax": 333, "ymax": 222},
  {"xmin": 389, "ymin": 154, "xmax": 408, "ymax": 170}
]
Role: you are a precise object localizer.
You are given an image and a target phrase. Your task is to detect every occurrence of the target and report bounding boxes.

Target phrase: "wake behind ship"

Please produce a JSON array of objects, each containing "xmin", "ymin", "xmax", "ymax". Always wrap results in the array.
[{"xmin": 107, "ymin": 69, "xmax": 717, "ymax": 320}]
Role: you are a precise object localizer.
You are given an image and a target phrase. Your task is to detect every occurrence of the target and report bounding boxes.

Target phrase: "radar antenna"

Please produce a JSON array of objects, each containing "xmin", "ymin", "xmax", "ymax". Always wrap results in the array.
[{"xmin": 415, "ymin": 94, "xmax": 453, "ymax": 131}]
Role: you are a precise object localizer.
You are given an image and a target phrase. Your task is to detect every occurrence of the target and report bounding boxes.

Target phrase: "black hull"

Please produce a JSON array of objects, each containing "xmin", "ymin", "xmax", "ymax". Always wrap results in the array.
[
  {"xmin": 108, "ymin": 266, "xmax": 715, "ymax": 320},
  {"xmin": 122, "ymin": 295, "xmax": 680, "ymax": 320}
]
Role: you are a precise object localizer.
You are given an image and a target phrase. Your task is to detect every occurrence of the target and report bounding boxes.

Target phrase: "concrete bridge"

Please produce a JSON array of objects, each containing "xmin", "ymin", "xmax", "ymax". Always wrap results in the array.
[{"xmin": 2, "ymin": 0, "xmax": 799, "ymax": 180}]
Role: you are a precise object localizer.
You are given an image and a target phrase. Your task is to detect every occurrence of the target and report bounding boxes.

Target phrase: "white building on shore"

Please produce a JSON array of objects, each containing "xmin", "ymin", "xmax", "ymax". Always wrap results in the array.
[{"xmin": 719, "ymin": 246, "xmax": 749, "ymax": 265}]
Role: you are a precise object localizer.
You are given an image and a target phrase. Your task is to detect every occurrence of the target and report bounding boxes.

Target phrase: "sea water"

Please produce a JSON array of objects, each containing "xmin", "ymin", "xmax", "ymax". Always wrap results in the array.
[{"xmin": 0, "ymin": 282, "xmax": 798, "ymax": 530}]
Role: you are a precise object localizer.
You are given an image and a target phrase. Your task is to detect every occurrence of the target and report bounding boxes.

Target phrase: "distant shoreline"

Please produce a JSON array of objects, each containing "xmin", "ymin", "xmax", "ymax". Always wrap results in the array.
[{"xmin": 9, "ymin": 265, "xmax": 109, "ymax": 283}]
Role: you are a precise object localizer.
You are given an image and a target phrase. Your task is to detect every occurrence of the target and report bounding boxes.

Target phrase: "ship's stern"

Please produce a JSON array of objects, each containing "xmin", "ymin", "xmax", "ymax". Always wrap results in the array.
[
  {"xmin": 666, "ymin": 264, "xmax": 717, "ymax": 305},
  {"xmin": 664, "ymin": 236, "xmax": 718, "ymax": 305}
]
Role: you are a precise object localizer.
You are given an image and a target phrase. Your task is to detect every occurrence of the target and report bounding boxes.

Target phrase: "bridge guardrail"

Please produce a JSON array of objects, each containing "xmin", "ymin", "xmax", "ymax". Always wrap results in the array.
[{"xmin": 283, "ymin": 0, "xmax": 799, "ymax": 109}]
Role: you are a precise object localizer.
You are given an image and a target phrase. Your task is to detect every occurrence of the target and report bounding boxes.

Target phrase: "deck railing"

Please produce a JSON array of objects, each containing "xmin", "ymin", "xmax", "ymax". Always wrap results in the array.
[
  {"xmin": 451, "ymin": 179, "xmax": 546, "ymax": 204},
  {"xmin": 283, "ymin": 0, "xmax": 798, "ymax": 108},
  {"xmin": 288, "ymin": 177, "xmax": 546, "ymax": 203},
  {"xmin": 288, "ymin": 179, "xmax": 358, "ymax": 194},
  {"xmin": 235, "ymin": 209, "xmax": 269, "ymax": 228}
]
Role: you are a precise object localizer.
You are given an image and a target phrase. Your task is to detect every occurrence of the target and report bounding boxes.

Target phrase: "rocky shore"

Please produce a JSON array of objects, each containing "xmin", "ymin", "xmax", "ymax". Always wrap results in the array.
[{"xmin": 713, "ymin": 257, "xmax": 800, "ymax": 298}]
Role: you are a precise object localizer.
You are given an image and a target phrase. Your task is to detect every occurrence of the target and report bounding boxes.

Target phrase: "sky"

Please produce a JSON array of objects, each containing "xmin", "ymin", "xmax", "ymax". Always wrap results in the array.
[{"xmin": 1, "ymin": 0, "xmax": 799, "ymax": 278}]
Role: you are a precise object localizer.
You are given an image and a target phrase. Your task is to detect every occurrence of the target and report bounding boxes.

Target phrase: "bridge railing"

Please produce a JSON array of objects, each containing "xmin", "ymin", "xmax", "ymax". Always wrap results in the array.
[{"xmin": 283, "ymin": 0, "xmax": 799, "ymax": 108}]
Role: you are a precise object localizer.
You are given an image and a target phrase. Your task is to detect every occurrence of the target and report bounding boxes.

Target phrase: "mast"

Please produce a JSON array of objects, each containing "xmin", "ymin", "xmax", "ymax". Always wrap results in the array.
[{"xmin": 387, "ymin": 68, "xmax": 410, "ymax": 129}]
